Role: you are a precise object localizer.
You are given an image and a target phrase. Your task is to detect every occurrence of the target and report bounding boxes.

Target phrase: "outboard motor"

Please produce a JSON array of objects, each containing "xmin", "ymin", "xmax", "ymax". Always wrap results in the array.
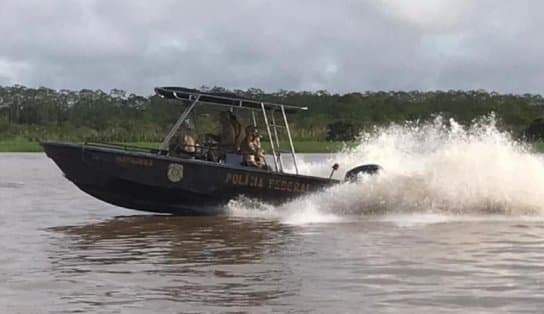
[{"xmin": 344, "ymin": 164, "xmax": 381, "ymax": 182}]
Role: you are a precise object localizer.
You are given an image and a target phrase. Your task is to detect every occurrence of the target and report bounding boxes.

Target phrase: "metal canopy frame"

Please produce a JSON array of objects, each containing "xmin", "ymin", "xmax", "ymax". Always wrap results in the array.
[
  {"xmin": 156, "ymin": 86, "xmax": 301, "ymax": 174},
  {"xmin": 155, "ymin": 86, "xmax": 308, "ymax": 113},
  {"xmin": 159, "ymin": 95, "xmax": 200, "ymax": 150}
]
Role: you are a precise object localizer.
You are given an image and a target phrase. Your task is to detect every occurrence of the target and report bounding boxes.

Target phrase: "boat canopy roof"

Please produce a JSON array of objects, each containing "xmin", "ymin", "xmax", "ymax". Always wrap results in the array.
[{"xmin": 155, "ymin": 86, "xmax": 308, "ymax": 113}]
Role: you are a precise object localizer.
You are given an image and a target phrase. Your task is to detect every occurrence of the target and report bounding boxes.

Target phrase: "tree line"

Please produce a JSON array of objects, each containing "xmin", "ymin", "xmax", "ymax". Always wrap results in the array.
[{"xmin": 1, "ymin": 84, "xmax": 544, "ymax": 143}]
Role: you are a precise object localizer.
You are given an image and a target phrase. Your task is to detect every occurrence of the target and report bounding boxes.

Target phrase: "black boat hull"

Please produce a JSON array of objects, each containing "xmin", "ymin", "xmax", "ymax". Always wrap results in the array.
[{"xmin": 41, "ymin": 141, "xmax": 337, "ymax": 215}]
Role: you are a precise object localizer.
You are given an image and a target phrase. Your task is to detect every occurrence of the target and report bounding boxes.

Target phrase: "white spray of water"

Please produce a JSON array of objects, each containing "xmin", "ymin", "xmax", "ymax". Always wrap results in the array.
[{"xmin": 227, "ymin": 116, "xmax": 544, "ymax": 224}]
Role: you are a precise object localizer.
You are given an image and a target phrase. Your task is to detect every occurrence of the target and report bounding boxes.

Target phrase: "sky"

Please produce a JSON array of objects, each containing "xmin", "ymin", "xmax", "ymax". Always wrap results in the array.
[{"xmin": 0, "ymin": 0, "xmax": 543, "ymax": 95}]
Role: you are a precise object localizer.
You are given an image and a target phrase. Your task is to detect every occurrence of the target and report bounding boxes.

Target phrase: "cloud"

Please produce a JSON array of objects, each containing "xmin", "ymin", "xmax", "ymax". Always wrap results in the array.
[{"xmin": 0, "ymin": 0, "xmax": 542, "ymax": 95}]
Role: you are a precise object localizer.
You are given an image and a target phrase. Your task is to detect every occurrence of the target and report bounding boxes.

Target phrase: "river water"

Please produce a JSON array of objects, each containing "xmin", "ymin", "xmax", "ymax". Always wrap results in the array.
[
  {"xmin": 2, "ymin": 120, "xmax": 544, "ymax": 313},
  {"xmin": 1, "ymin": 152, "xmax": 544, "ymax": 314}
]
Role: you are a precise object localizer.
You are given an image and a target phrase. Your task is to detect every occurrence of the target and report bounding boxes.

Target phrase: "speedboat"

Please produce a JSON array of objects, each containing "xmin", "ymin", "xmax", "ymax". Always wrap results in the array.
[{"xmin": 41, "ymin": 87, "xmax": 379, "ymax": 215}]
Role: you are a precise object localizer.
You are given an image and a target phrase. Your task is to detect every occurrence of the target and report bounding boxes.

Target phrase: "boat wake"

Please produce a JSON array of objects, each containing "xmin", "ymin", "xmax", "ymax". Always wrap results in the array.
[{"xmin": 227, "ymin": 116, "xmax": 544, "ymax": 225}]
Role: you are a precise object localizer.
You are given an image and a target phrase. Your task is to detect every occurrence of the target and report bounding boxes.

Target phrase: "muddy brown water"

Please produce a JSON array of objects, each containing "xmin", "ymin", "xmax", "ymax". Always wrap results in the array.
[{"xmin": 1, "ymin": 153, "xmax": 544, "ymax": 313}]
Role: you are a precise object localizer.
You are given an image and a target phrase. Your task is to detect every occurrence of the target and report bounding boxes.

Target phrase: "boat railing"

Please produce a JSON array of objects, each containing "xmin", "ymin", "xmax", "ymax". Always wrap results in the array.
[{"xmin": 84, "ymin": 142, "xmax": 167, "ymax": 154}]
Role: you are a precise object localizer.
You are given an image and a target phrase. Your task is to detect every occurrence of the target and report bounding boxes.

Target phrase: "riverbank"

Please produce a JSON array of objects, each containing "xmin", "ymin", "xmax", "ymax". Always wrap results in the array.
[{"xmin": 0, "ymin": 139, "xmax": 350, "ymax": 153}]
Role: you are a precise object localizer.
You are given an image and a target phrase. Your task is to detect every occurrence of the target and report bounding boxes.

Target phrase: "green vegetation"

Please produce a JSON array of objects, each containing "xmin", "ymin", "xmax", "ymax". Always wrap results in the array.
[
  {"xmin": 0, "ymin": 139, "xmax": 42, "ymax": 152},
  {"xmin": 532, "ymin": 141, "xmax": 544, "ymax": 153},
  {"xmin": 1, "ymin": 85, "xmax": 544, "ymax": 152}
]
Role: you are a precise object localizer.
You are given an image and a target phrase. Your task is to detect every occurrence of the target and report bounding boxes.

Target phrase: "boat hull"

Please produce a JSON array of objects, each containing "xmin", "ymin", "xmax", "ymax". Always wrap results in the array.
[{"xmin": 41, "ymin": 141, "xmax": 337, "ymax": 215}]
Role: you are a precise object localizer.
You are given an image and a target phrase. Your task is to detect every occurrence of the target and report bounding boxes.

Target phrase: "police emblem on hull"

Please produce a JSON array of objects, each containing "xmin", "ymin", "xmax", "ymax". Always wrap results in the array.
[{"xmin": 167, "ymin": 164, "xmax": 184, "ymax": 182}]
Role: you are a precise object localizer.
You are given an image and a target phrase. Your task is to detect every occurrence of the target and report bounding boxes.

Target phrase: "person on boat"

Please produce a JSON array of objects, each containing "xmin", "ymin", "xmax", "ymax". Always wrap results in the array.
[
  {"xmin": 240, "ymin": 125, "xmax": 258, "ymax": 167},
  {"xmin": 214, "ymin": 111, "xmax": 236, "ymax": 153},
  {"xmin": 206, "ymin": 111, "xmax": 244, "ymax": 153},
  {"xmin": 229, "ymin": 112, "xmax": 245, "ymax": 152},
  {"xmin": 253, "ymin": 130, "xmax": 267, "ymax": 168},
  {"xmin": 240, "ymin": 125, "xmax": 267, "ymax": 169},
  {"xmin": 169, "ymin": 120, "xmax": 196, "ymax": 154}
]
